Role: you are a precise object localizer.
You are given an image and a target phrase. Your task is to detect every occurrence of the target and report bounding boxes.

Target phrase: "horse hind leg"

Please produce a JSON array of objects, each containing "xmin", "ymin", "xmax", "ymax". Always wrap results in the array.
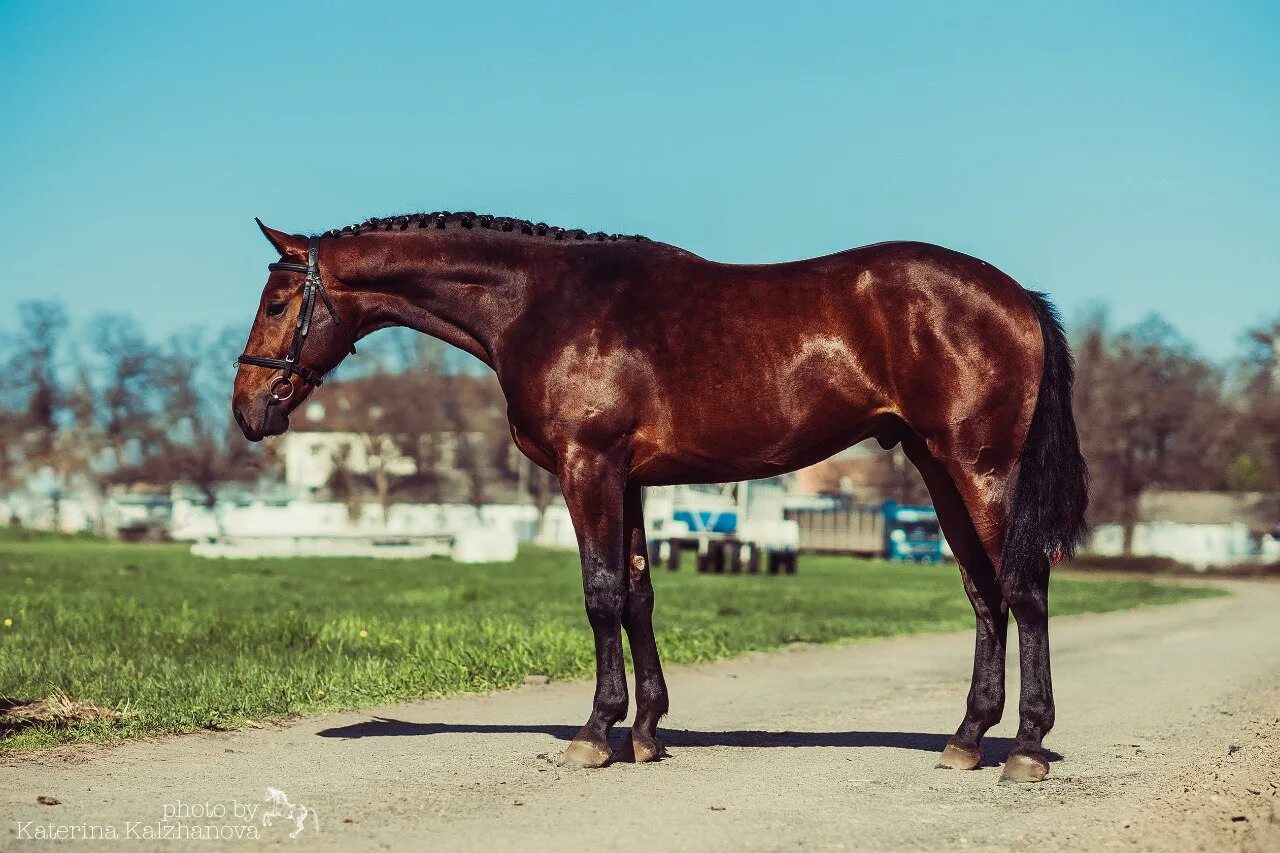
[
  {"xmin": 998, "ymin": 552, "xmax": 1055, "ymax": 783},
  {"xmin": 911, "ymin": 432, "xmax": 1057, "ymax": 783},
  {"xmin": 902, "ymin": 434, "xmax": 1009, "ymax": 772}
]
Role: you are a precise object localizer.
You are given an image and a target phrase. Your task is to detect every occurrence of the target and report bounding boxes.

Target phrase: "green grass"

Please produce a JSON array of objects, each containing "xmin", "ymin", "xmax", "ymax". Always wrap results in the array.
[{"xmin": 0, "ymin": 528, "xmax": 1221, "ymax": 753}]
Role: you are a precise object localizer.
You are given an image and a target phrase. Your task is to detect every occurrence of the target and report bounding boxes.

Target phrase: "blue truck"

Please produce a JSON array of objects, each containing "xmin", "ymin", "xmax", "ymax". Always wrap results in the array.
[{"xmin": 881, "ymin": 500, "xmax": 945, "ymax": 563}]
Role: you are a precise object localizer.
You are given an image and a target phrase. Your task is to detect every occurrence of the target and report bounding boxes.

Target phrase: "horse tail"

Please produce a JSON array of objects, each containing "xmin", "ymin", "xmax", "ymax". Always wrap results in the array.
[{"xmin": 1000, "ymin": 290, "xmax": 1089, "ymax": 602}]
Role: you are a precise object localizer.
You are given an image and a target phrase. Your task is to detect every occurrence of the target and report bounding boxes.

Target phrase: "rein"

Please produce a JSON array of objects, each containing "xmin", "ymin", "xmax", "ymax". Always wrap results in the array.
[{"xmin": 236, "ymin": 236, "xmax": 357, "ymax": 401}]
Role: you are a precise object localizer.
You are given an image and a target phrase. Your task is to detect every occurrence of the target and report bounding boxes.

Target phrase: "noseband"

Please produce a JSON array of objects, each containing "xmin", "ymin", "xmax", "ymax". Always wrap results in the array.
[{"xmin": 236, "ymin": 236, "xmax": 357, "ymax": 402}]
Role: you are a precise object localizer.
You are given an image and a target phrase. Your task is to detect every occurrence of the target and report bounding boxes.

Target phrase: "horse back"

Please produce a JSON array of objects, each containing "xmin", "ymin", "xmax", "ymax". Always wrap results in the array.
[{"xmin": 498, "ymin": 240, "xmax": 1043, "ymax": 482}]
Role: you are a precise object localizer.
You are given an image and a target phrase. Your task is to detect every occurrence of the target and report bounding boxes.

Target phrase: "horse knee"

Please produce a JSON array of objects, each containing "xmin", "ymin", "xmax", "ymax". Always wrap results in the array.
[{"xmin": 584, "ymin": 590, "xmax": 626, "ymax": 626}]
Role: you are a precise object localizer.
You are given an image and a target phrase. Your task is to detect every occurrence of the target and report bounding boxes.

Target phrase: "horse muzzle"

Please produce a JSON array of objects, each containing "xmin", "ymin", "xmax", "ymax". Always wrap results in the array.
[{"xmin": 233, "ymin": 395, "xmax": 291, "ymax": 442}]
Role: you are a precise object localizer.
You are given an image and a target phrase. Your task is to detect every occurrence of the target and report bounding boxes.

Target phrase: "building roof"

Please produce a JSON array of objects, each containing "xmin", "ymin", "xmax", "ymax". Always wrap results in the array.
[
  {"xmin": 293, "ymin": 373, "xmax": 502, "ymax": 433},
  {"xmin": 1139, "ymin": 490, "xmax": 1279, "ymax": 534}
]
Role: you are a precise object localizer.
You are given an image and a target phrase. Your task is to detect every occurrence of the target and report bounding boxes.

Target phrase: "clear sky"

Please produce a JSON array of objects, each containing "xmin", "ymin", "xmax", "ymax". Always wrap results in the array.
[{"xmin": 2, "ymin": 1, "xmax": 1276, "ymax": 362}]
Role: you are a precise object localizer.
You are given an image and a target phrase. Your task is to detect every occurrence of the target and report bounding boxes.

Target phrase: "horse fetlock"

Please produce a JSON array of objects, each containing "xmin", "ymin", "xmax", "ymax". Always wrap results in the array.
[
  {"xmin": 965, "ymin": 702, "xmax": 1004, "ymax": 732},
  {"xmin": 1018, "ymin": 703, "xmax": 1055, "ymax": 735}
]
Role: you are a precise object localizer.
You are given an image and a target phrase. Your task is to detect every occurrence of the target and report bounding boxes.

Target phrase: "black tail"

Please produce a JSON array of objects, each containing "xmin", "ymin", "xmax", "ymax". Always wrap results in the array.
[{"xmin": 1001, "ymin": 291, "xmax": 1089, "ymax": 600}]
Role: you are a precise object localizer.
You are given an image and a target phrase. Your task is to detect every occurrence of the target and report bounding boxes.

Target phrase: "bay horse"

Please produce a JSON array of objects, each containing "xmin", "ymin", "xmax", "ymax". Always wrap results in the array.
[{"xmin": 231, "ymin": 212, "xmax": 1087, "ymax": 783}]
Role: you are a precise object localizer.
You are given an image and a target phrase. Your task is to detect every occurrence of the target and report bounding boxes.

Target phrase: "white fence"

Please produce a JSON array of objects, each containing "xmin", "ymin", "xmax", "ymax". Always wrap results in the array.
[
  {"xmin": 1088, "ymin": 521, "xmax": 1271, "ymax": 570},
  {"xmin": 3, "ymin": 489, "xmax": 579, "ymax": 563},
  {"xmin": 173, "ymin": 499, "xmax": 578, "ymax": 563}
]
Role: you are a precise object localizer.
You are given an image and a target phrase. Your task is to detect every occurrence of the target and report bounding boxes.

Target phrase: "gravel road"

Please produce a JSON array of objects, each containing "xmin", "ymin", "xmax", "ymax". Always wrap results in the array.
[{"xmin": 4, "ymin": 578, "xmax": 1279, "ymax": 852}]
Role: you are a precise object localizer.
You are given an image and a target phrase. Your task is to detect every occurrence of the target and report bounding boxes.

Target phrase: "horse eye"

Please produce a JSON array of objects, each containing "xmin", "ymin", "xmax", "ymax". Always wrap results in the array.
[{"xmin": 266, "ymin": 301, "xmax": 287, "ymax": 317}]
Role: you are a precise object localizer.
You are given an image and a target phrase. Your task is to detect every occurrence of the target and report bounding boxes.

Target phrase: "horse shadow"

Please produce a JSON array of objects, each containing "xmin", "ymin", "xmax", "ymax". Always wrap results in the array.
[{"xmin": 315, "ymin": 717, "xmax": 1062, "ymax": 767}]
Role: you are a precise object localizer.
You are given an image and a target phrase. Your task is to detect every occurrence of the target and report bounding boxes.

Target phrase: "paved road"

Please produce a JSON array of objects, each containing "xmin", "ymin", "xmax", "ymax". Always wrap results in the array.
[{"xmin": 4, "ymin": 580, "xmax": 1279, "ymax": 851}]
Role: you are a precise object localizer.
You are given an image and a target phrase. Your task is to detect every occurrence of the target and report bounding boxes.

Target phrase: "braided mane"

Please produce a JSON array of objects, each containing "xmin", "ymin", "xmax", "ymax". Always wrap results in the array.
[{"xmin": 321, "ymin": 212, "xmax": 647, "ymax": 244}]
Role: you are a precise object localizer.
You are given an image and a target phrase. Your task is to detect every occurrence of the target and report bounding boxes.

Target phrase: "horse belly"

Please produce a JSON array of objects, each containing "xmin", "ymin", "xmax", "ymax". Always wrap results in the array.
[{"xmin": 629, "ymin": 340, "xmax": 888, "ymax": 485}]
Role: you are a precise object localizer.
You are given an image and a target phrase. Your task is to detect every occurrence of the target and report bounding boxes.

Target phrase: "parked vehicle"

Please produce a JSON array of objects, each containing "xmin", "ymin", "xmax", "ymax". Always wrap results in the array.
[
  {"xmin": 645, "ymin": 480, "xmax": 800, "ymax": 573},
  {"xmin": 882, "ymin": 500, "xmax": 945, "ymax": 562},
  {"xmin": 785, "ymin": 498, "xmax": 948, "ymax": 562}
]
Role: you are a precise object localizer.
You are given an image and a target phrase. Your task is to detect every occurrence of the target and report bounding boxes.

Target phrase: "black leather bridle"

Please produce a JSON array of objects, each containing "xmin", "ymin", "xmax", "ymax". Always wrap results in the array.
[{"xmin": 236, "ymin": 236, "xmax": 357, "ymax": 402}]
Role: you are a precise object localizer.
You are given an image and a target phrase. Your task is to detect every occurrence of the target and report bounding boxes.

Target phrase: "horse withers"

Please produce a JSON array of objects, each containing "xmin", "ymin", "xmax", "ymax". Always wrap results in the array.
[{"xmin": 231, "ymin": 212, "xmax": 1087, "ymax": 783}]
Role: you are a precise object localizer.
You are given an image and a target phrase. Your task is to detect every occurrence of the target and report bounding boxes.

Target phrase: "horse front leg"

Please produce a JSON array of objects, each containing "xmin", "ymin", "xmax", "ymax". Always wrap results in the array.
[
  {"xmin": 558, "ymin": 446, "xmax": 630, "ymax": 768},
  {"xmin": 620, "ymin": 481, "xmax": 669, "ymax": 763}
]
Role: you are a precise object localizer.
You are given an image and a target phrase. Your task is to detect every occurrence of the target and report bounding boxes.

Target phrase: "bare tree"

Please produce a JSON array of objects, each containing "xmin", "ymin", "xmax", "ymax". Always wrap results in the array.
[
  {"xmin": 0, "ymin": 409, "xmax": 23, "ymax": 525},
  {"xmin": 1074, "ymin": 314, "xmax": 1231, "ymax": 553},
  {"xmin": 325, "ymin": 441, "xmax": 364, "ymax": 522},
  {"xmin": 89, "ymin": 314, "xmax": 162, "ymax": 483},
  {"xmin": 319, "ymin": 370, "xmax": 448, "ymax": 522},
  {"xmin": 55, "ymin": 354, "xmax": 111, "ymax": 532},
  {"xmin": 2, "ymin": 301, "xmax": 66, "ymax": 464},
  {"xmin": 879, "ymin": 446, "xmax": 931, "ymax": 506},
  {"xmin": 447, "ymin": 401, "xmax": 487, "ymax": 515},
  {"xmin": 149, "ymin": 328, "xmax": 259, "ymax": 510},
  {"xmin": 524, "ymin": 461, "xmax": 559, "ymax": 541},
  {"xmin": 441, "ymin": 373, "xmax": 520, "ymax": 515},
  {"xmin": 1231, "ymin": 316, "xmax": 1280, "ymax": 491},
  {"xmin": 0, "ymin": 301, "xmax": 69, "ymax": 523}
]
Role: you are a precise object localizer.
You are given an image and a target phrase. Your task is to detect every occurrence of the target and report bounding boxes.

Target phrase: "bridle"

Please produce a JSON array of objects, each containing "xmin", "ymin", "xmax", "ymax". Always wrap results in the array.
[{"xmin": 236, "ymin": 236, "xmax": 357, "ymax": 402}]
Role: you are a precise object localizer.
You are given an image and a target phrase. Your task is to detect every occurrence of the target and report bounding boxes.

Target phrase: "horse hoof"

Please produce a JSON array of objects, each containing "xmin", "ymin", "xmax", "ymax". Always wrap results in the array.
[
  {"xmin": 560, "ymin": 739, "xmax": 611, "ymax": 769},
  {"xmin": 999, "ymin": 750, "xmax": 1050, "ymax": 783},
  {"xmin": 625, "ymin": 730, "xmax": 665, "ymax": 764},
  {"xmin": 935, "ymin": 740, "xmax": 982, "ymax": 771}
]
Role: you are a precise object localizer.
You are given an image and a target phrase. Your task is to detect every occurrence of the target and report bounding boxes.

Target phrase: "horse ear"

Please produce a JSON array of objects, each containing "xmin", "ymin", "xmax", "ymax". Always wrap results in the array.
[{"xmin": 255, "ymin": 218, "xmax": 306, "ymax": 259}]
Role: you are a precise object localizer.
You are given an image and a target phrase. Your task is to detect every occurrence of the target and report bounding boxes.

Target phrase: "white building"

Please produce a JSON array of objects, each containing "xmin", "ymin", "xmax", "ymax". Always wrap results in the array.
[
  {"xmin": 1088, "ymin": 490, "xmax": 1279, "ymax": 569},
  {"xmin": 279, "ymin": 402, "xmax": 418, "ymax": 489}
]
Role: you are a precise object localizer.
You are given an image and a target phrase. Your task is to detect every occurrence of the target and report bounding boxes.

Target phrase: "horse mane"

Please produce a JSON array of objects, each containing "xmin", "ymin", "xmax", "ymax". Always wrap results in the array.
[{"xmin": 321, "ymin": 212, "xmax": 647, "ymax": 244}]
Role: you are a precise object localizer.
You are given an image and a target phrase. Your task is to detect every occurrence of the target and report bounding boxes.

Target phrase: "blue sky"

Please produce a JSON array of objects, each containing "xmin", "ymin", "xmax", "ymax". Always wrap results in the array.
[{"xmin": 2, "ymin": 1, "xmax": 1276, "ymax": 361}]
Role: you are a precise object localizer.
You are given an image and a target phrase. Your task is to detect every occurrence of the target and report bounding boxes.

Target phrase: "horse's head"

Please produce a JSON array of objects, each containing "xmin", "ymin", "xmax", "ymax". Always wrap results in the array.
[{"xmin": 232, "ymin": 221, "xmax": 359, "ymax": 441}]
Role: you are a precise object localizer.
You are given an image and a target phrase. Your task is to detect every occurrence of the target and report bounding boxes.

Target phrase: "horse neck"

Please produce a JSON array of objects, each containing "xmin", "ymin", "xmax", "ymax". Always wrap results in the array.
[{"xmin": 335, "ymin": 233, "xmax": 550, "ymax": 371}]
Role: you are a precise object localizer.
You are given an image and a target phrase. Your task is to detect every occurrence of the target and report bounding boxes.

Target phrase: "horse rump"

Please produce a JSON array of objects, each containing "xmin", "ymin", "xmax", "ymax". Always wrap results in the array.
[{"xmin": 1000, "ymin": 290, "xmax": 1089, "ymax": 600}]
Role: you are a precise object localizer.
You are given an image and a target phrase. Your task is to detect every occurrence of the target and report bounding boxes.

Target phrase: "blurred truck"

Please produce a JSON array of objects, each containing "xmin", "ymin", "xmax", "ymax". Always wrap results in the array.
[{"xmin": 645, "ymin": 479, "xmax": 800, "ymax": 573}]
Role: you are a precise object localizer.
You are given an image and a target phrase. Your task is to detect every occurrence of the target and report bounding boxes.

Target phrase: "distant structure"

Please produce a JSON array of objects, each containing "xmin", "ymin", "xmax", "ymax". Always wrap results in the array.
[
  {"xmin": 1089, "ymin": 490, "xmax": 1280, "ymax": 569},
  {"xmin": 792, "ymin": 444, "xmax": 885, "ymax": 503},
  {"xmin": 278, "ymin": 374, "xmax": 525, "ymax": 505}
]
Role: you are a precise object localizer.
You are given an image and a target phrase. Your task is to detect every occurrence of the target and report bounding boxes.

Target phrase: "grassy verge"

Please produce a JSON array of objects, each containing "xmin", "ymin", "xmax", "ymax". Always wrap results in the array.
[
  {"xmin": 1065, "ymin": 554, "xmax": 1280, "ymax": 577},
  {"xmin": 0, "ymin": 529, "xmax": 1221, "ymax": 753}
]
